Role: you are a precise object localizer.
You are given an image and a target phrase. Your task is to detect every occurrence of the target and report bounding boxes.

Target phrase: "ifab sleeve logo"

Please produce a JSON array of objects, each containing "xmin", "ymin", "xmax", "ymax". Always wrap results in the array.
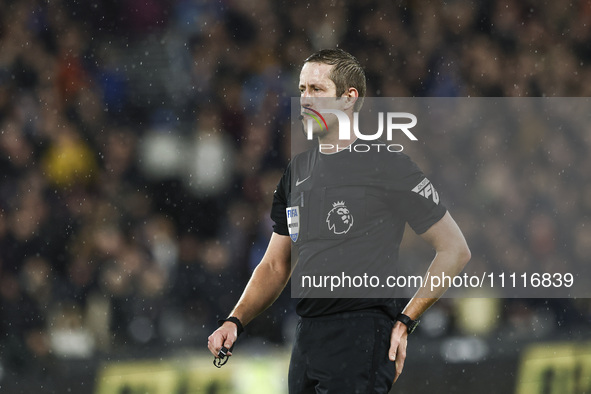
[{"xmin": 412, "ymin": 178, "xmax": 440, "ymax": 204}]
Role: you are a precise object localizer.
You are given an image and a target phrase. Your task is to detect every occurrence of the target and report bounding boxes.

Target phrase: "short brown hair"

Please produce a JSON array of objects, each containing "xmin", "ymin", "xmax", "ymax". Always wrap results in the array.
[{"xmin": 304, "ymin": 48, "xmax": 366, "ymax": 110}]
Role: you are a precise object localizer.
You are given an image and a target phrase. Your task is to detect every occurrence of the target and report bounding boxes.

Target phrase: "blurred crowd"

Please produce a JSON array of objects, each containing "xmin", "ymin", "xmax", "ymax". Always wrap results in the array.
[{"xmin": 0, "ymin": 0, "xmax": 590, "ymax": 380}]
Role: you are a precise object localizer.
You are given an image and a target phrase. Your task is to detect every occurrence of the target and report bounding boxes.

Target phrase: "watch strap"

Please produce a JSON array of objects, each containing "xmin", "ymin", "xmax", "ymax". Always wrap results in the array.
[
  {"xmin": 395, "ymin": 313, "xmax": 419, "ymax": 334},
  {"xmin": 218, "ymin": 316, "xmax": 244, "ymax": 336}
]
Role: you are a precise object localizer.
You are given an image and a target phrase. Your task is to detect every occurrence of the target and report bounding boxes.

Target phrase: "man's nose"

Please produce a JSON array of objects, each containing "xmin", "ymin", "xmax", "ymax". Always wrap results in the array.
[{"xmin": 301, "ymin": 93, "xmax": 313, "ymax": 108}]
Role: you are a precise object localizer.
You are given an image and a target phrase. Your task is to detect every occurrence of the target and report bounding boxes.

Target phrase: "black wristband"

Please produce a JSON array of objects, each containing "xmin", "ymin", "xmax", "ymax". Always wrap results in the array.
[{"xmin": 218, "ymin": 316, "xmax": 244, "ymax": 336}]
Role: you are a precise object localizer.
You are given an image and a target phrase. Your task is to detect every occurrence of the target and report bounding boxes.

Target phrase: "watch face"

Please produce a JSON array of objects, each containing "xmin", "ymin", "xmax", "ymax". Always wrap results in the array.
[{"xmin": 408, "ymin": 320, "xmax": 419, "ymax": 334}]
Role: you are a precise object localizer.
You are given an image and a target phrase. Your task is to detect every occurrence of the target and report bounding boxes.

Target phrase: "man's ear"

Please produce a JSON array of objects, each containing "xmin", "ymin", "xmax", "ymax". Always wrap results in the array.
[{"xmin": 342, "ymin": 88, "xmax": 359, "ymax": 110}]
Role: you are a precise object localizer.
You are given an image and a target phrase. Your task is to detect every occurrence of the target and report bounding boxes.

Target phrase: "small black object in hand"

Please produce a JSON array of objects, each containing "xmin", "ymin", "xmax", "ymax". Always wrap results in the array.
[{"xmin": 213, "ymin": 345, "xmax": 233, "ymax": 368}]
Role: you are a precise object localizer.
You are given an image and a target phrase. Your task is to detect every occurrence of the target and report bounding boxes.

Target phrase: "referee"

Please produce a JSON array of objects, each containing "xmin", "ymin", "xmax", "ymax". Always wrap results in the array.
[{"xmin": 208, "ymin": 48, "xmax": 471, "ymax": 393}]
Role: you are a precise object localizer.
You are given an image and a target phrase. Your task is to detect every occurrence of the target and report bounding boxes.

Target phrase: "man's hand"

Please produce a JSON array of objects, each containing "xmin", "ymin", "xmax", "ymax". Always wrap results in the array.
[
  {"xmin": 206, "ymin": 234, "xmax": 292, "ymax": 362},
  {"xmin": 208, "ymin": 322, "xmax": 238, "ymax": 358},
  {"xmin": 389, "ymin": 322, "xmax": 408, "ymax": 383}
]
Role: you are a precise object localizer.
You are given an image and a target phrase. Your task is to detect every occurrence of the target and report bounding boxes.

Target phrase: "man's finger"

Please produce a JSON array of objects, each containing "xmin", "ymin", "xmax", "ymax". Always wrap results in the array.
[
  {"xmin": 393, "ymin": 336, "xmax": 407, "ymax": 383},
  {"xmin": 388, "ymin": 331, "xmax": 400, "ymax": 361},
  {"xmin": 207, "ymin": 336, "xmax": 217, "ymax": 356},
  {"xmin": 222, "ymin": 340, "xmax": 234, "ymax": 357},
  {"xmin": 389, "ymin": 348, "xmax": 397, "ymax": 361},
  {"xmin": 207, "ymin": 331, "xmax": 224, "ymax": 357},
  {"xmin": 392, "ymin": 355, "xmax": 404, "ymax": 382}
]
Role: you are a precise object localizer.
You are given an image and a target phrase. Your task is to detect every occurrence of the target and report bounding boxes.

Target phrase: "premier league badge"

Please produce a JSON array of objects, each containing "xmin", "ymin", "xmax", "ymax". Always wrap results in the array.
[
  {"xmin": 326, "ymin": 201, "xmax": 354, "ymax": 235},
  {"xmin": 286, "ymin": 206, "xmax": 300, "ymax": 242}
]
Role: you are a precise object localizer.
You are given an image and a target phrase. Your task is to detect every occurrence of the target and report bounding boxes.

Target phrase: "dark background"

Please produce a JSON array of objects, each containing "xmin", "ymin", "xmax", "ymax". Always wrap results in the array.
[{"xmin": 0, "ymin": 0, "xmax": 590, "ymax": 392}]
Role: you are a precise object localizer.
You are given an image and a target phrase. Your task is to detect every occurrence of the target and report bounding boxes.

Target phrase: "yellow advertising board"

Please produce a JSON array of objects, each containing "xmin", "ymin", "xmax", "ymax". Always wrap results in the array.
[
  {"xmin": 516, "ymin": 342, "xmax": 591, "ymax": 394},
  {"xmin": 95, "ymin": 351, "xmax": 290, "ymax": 394}
]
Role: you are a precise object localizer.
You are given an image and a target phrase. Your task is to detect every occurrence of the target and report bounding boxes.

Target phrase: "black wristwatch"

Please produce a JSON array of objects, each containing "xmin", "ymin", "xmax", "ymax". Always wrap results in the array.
[{"xmin": 395, "ymin": 313, "xmax": 420, "ymax": 334}]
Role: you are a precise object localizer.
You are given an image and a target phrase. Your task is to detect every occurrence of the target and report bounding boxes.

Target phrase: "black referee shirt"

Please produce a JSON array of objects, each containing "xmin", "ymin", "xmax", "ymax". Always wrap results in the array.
[{"xmin": 271, "ymin": 141, "xmax": 446, "ymax": 318}]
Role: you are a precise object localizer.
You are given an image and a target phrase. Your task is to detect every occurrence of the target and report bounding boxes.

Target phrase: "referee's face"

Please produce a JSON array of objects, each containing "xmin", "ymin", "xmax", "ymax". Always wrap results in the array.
[
  {"xmin": 299, "ymin": 62, "xmax": 343, "ymax": 139},
  {"xmin": 299, "ymin": 62, "xmax": 337, "ymax": 98}
]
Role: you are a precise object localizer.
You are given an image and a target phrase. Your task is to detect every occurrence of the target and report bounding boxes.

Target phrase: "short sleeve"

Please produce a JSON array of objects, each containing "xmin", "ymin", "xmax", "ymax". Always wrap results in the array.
[
  {"xmin": 400, "ymin": 172, "xmax": 447, "ymax": 234},
  {"xmin": 390, "ymin": 157, "xmax": 447, "ymax": 234},
  {"xmin": 271, "ymin": 163, "xmax": 291, "ymax": 236}
]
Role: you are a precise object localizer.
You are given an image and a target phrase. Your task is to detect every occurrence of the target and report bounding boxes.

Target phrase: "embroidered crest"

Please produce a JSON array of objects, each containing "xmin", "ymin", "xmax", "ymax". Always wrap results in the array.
[
  {"xmin": 326, "ymin": 201, "xmax": 354, "ymax": 235},
  {"xmin": 286, "ymin": 206, "xmax": 300, "ymax": 242}
]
